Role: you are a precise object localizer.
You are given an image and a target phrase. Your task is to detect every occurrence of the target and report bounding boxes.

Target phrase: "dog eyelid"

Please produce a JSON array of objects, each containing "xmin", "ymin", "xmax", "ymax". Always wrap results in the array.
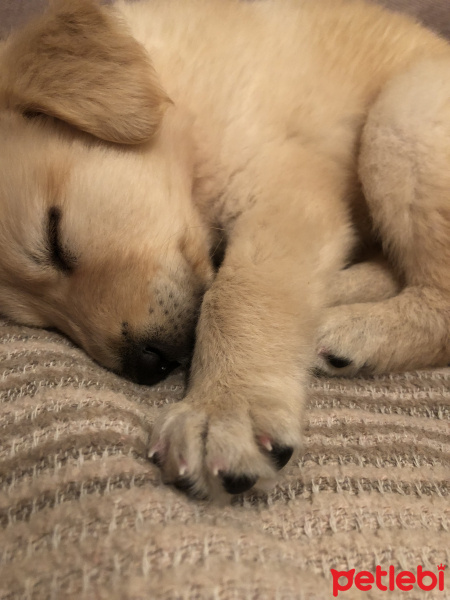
[{"xmin": 47, "ymin": 206, "xmax": 77, "ymax": 274}]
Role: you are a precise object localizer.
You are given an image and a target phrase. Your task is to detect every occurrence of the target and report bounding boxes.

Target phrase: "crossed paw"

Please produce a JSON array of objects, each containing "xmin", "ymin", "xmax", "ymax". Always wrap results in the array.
[
  {"xmin": 315, "ymin": 303, "xmax": 390, "ymax": 376},
  {"xmin": 148, "ymin": 396, "xmax": 300, "ymax": 499},
  {"xmin": 148, "ymin": 304, "xmax": 387, "ymax": 499}
]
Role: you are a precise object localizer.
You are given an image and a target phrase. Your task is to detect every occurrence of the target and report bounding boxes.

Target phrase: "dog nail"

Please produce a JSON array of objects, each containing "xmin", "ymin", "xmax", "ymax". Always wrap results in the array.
[
  {"xmin": 149, "ymin": 451, "xmax": 163, "ymax": 468},
  {"xmin": 178, "ymin": 459, "xmax": 188, "ymax": 476},
  {"xmin": 221, "ymin": 473, "xmax": 257, "ymax": 495},
  {"xmin": 149, "ymin": 439, "xmax": 167, "ymax": 467},
  {"xmin": 211, "ymin": 460, "xmax": 227, "ymax": 477},
  {"xmin": 324, "ymin": 353, "xmax": 353, "ymax": 369},
  {"xmin": 270, "ymin": 443, "xmax": 293, "ymax": 470},
  {"xmin": 258, "ymin": 435, "xmax": 273, "ymax": 452}
]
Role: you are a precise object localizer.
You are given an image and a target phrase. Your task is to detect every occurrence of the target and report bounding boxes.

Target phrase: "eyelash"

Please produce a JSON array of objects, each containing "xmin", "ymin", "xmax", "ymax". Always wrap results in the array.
[{"xmin": 47, "ymin": 206, "xmax": 76, "ymax": 274}]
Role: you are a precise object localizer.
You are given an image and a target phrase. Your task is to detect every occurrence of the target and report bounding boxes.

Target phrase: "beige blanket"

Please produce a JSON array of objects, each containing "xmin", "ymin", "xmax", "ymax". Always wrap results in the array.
[
  {"xmin": 0, "ymin": 1, "xmax": 449, "ymax": 599},
  {"xmin": 1, "ymin": 320, "xmax": 449, "ymax": 599}
]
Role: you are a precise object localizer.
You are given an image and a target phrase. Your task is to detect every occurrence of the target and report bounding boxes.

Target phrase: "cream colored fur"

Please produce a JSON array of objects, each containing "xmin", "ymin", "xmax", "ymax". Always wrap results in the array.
[{"xmin": 0, "ymin": 0, "xmax": 449, "ymax": 499}]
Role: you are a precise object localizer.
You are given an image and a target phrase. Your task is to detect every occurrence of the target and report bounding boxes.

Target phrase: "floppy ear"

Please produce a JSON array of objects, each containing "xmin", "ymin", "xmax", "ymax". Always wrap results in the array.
[{"xmin": 0, "ymin": 0, "xmax": 171, "ymax": 144}]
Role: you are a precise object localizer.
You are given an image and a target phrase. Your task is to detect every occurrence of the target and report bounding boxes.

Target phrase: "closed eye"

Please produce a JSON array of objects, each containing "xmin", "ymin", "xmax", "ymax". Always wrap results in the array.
[{"xmin": 47, "ymin": 206, "xmax": 77, "ymax": 274}]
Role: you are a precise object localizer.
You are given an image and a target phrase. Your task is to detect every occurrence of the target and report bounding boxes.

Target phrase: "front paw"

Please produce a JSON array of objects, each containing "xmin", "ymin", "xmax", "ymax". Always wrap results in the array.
[
  {"xmin": 315, "ymin": 304, "xmax": 384, "ymax": 376},
  {"xmin": 148, "ymin": 394, "xmax": 301, "ymax": 500}
]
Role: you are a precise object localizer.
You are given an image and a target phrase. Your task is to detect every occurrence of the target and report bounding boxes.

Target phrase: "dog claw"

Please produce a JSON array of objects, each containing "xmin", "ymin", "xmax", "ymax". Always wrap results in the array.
[
  {"xmin": 270, "ymin": 443, "xmax": 293, "ymax": 470},
  {"xmin": 221, "ymin": 473, "xmax": 258, "ymax": 494},
  {"xmin": 259, "ymin": 434, "xmax": 273, "ymax": 452},
  {"xmin": 149, "ymin": 451, "xmax": 163, "ymax": 468},
  {"xmin": 178, "ymin": 459, "xmax": 189, "ymax": 476}
]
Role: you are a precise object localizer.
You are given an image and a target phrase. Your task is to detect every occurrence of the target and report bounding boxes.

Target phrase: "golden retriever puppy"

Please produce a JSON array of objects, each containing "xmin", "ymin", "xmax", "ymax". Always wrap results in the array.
[{"xmin": 0, "ymin": 0, "xmax": 449, "ymax": 498}]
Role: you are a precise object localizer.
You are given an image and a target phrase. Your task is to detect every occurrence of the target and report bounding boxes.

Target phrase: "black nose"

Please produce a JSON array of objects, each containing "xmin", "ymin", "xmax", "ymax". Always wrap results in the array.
[{"xmin": 128, "ymin": 345, "xmax": 181, "ymax": 386}]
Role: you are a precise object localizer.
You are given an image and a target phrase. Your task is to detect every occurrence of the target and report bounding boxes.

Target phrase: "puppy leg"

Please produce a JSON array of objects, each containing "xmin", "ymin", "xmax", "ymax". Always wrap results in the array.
[
  {"xmin": 328, "ymin": 256, "xmax": 401, "ymax": 307},
  {"xmin": 150, "ymin": 152, "xmax": 352, "ymax": 499},
  {"xmin": 318, "ymin": 56, "xmax": 450, "ymax": 375}
]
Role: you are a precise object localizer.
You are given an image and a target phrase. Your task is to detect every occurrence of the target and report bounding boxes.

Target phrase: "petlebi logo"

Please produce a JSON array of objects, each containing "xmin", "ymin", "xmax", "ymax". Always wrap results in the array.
[{"xmin": 331, "ymin": 564, "xmax": 446, "ymax": 597}]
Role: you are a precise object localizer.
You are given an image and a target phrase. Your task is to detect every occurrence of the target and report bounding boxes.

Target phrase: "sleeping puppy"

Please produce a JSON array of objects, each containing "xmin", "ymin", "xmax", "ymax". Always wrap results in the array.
[{"xmin": 0, "ymin": 0, "xmax": 449, "ymax": 499}]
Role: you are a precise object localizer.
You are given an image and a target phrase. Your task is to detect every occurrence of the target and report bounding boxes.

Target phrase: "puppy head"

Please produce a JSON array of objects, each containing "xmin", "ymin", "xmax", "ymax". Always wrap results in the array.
[{"xmin": 0, "ymin": 1, "xmax": 214, "ymax": 385}]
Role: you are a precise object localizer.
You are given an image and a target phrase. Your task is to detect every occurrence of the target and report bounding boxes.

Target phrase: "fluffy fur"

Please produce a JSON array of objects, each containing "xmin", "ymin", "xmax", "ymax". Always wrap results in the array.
[{"xmin": 0, "ymin": 0, "xmax": 449, "ymax": 499}]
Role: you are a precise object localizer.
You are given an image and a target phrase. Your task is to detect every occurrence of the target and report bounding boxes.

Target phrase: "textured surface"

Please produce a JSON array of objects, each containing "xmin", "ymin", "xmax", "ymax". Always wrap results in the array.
[
  {"xmin": 1, "ymin": 1, "xmax": 450, "ymax": 599},
  {"xmin": 1, "ymin": 319, "xmax": 449, "ymax": 599}
]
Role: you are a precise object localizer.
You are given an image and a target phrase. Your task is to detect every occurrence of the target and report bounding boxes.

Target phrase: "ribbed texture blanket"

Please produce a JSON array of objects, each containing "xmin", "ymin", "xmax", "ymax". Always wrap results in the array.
[{"xmin": 1, "ymin": 320, "xmax": 449, "ymax": 599}]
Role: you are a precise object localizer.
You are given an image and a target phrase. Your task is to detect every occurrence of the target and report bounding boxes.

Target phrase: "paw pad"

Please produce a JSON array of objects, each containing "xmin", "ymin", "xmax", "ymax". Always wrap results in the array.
[
  {"xmin": 323, "ymin": 353, "xmax": 353, "ymax": 369},
  {"xmin": 270, "ymin": 443, "xmax": 294, "ymax": 470},
  {"xmin": 221, "ymin": 473, "xmax": 257, "ymax": 494}
]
